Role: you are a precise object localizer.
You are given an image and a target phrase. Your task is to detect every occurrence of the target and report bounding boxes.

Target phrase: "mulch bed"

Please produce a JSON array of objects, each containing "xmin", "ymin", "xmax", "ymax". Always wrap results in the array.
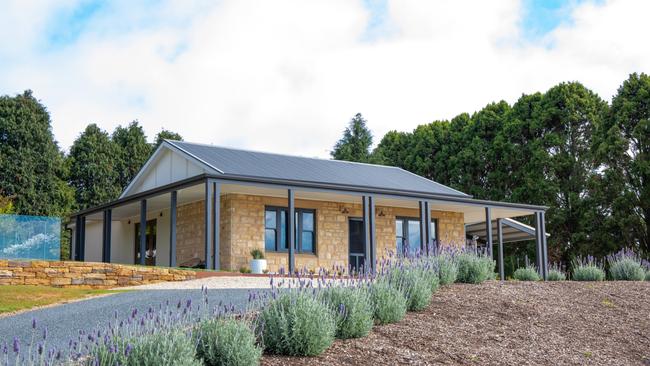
[{"xmin": 262, "ymin": 281, "xmax": 650, "ymax": 366}]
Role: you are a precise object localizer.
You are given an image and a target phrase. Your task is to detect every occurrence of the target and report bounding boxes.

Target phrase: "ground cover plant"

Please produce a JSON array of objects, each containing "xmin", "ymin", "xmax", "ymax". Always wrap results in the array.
[
  {"xmin": 319, "ymin": 286, "xmax": 374, "ymax": 339},
  {"xmin": 607, "ymin": 248, "xmax": 646, "ymax": 281},
  {"xmin": 369, "ymin": 280, "xmax": 407, "ymax": 324},
  {"xmin": 434, "ymin": 251, "xmax": 458, "ymax": 285},
  {"xmin": 572, "ymin": 256, "xmax": 606, "ymax": 281},
  {"xmin": 513, "ymin": 265, "xmax": 540, "ymax": 281},
  {"xmin": 196, "ymin": 318, "xmax": 261, "ymax": 366}
]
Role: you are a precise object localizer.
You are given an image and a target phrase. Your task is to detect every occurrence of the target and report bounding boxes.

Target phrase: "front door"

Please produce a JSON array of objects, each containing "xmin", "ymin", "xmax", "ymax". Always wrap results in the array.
[
  {"xmin": 135, "ymin": 219, "xmax": 157, "ymax": 266},
  {"xmin": 348, "ymin": 218, "xmax": 366, "ymax": 272}
]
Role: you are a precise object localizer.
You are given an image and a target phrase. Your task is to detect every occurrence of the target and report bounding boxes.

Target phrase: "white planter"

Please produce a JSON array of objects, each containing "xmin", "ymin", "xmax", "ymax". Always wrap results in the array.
[{"xmin": 250, "ymin": 259, "xmax": 267, "ymax": 274}]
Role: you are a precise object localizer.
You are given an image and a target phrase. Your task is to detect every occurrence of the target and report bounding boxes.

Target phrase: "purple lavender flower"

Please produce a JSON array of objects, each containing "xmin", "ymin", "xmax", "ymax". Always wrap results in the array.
[
  {"xmin": 12, "ymin": 337, "xmax": 19, "ymax": 354},
  {"xmin": 32, "ymin": 318, "xmax": 37, "ymax": 329},
  {"xmin": 124, "ymin": 343, "xmax": 132, "ymax": 357},
  {"xmin": 43, "ymin": 326, "xmax": 48, "ymax": 340},
  {"xmin": 38, "ymin": 342, "xmax": 43, "ymax": 355}
]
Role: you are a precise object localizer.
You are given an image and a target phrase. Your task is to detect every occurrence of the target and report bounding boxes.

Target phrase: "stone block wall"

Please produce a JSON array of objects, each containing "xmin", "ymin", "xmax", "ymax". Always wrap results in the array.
[
  {"xmin": 0, "ymin": 260, "xmax": 195, "ymax": 288},
  {"xmin": 176, "ymin": 200, "xmax": 206, "ymax": 266}
]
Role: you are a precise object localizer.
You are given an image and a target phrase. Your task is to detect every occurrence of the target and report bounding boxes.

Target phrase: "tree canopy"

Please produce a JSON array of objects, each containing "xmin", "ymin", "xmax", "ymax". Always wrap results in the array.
[{"xmin": 331, "ymin": 113, "xmax": 373, "ymax": 162}]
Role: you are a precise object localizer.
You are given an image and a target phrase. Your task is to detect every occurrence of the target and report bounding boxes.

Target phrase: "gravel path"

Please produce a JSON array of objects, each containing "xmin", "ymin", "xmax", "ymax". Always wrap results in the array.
[
  {"xmin": 120, "ymin": 276, "xmax": 274, "ymax": 290},
  {"xmin": 0, "ymin": 278, "xmax": 268, "ymax": 362}
]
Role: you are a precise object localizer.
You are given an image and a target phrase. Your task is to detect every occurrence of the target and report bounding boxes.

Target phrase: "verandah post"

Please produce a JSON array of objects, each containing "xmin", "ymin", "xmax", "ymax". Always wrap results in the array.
[{"xmin": 288, "ymin": 189, "xmax": 295, "ymax": 273}]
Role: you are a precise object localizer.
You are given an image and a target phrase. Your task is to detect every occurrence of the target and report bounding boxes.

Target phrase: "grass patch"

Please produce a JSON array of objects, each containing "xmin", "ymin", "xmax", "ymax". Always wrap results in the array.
[{"xmin": 0, "ymin": 285, "xmax": 121, "ymax": 313}]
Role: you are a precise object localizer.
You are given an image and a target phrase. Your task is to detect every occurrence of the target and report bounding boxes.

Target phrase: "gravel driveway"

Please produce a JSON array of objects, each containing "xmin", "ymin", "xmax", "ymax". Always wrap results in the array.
[{"xmin": 0, "ymin": 277, "xmax": 270, "ymax": 362}]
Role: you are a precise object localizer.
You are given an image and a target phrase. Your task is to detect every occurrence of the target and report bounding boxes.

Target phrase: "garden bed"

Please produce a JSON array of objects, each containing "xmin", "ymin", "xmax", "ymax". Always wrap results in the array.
[{"xmin": 262, "ymin": 281, "xmax": 650, "ymax": 365}]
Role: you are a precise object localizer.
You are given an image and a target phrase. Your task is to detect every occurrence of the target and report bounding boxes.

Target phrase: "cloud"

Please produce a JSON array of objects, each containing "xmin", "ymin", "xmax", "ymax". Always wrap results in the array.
[{"xmin": 0, "ymin": 0, "xmax": 648, "ymax": 157}]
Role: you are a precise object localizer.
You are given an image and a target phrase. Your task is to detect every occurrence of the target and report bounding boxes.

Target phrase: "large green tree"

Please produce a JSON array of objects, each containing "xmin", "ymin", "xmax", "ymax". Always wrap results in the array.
[
  {"xmin": 68, "ymin": 124, "xmax": 121, "ymax": 209},
  {"xmin": 154, "ymin": 128, "xmax": 183, "ymax": 149},
  {"xmin": 594, "ymin": 73, "xmax": 650, "ymax": 254},
  {"xmin": 331, "ymin": 113, "xmax": 373, "ymax": 162},
  {"xmin": 112, "ymin": 121, "xmax": 152, "ymax": 189},
  {"xmin": 0, "ymin": 90, "xmax": 73, "ymax": 216}
]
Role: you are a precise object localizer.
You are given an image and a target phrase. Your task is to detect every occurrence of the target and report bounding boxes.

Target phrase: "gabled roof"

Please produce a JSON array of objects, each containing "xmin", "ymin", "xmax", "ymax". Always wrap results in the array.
[{"xmin": 155, "ymin": 140, "xmax": 470, "ymax": 198}]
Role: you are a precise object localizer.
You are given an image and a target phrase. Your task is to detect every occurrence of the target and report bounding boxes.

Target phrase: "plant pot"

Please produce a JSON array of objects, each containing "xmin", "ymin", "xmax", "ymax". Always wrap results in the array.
[{"xmin": 250, "ymin": 259, "xmax": 267, "ymax": 274}]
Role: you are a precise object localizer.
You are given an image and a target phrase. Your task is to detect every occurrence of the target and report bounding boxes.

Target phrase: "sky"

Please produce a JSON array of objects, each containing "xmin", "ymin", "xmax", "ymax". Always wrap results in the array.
[{"xmin": 1, "ymin": 0, "xmax": 648, "ymax": 157}]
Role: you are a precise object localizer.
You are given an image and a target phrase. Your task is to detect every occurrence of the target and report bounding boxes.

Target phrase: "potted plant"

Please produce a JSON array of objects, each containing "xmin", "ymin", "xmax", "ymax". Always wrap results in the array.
[{"xmin": 250, "ymin": 249, "xmax": 267, "ymax": 274}]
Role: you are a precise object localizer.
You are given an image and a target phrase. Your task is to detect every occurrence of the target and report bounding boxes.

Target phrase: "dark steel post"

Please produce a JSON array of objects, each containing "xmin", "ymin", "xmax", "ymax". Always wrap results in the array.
[
  {"xmin": 419, "ymin": 201, "xmax": 427, "ymax": 253},
  {"xmin": 497, "ymin": 218, "xmax": 504, "ymax": 281},
  {"xmin": 368, "ymin": 196, "xmax": 377, "ymax": 269},
  {"xmin": 288, "ymin": 189, "xmax": 295, "ymax": 273},
  {"xmin": 102, "ymin": 209, "xmax": 111, "ymax": 263},
  {"xmin": 539, "ymin": 211, "xmax": 548, "ymax": 281},
  {"xmin": 170, "ymin": 191, "xmax": 177, "ymax": 268},
  {"xmin": 73, "ymin": 216, "xmax": 81, "ymax": 260},
  {"xmin": 139, "ymin": 200, "xmax": 147, "ymax": 265},
  {"xmin": 424, "ymin": 201, "xmax": 431, "ymax": 253},
  {"xmin": 534, "ymin": 212, "xmax": 543, "ymax": 275},
  {"xmin": 79, "ymin": 216, "xmax": 86, "ymax": 261},
  {"xmin": 485, "ymin": 207, "xmax": 493, "ymax": 257},
  {"xmin": 204, "ymin": 181, "xmax": 213, "ymax": 270},
  {"xmin": 212, "ymin": 181, "xmax": 221, "ymax": 271}
]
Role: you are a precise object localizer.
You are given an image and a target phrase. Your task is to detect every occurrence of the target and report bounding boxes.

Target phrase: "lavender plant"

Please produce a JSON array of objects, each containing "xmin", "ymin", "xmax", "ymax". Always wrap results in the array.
[
  {"xmin": 547, "ymin": 263, "xmax": 566, "ymax": 281},
  {"xmin": 607, "ymin": 248, "xmax": 646, "ymax": 281},
  {"xmin": 319, "ymin": 286, "xmax": 374, "ymax": 339},
  {"xmin": 455, "ymin": 251, "xmax": 495, "ymax": 284},
  {"xmin": 195, "ymin": 318, "xmax": 261, "ymax": 366},
  {"xmin": 512, "ymin": 266, "xmax": 540, "ymax": 281},
  {"xmin": 571, "ymin": 256, "xmax": 605, "ymax": 281},
  {"xmin": 369, "ymin": 280, "xmax": 407, "ymax": 324},
  {"xmin": 434, "ymin": 251, "xmax": 458, "ymax": 285},
  {"xmin": 259, "ymin": 290, "xmax": 336, "ymax": 356}
]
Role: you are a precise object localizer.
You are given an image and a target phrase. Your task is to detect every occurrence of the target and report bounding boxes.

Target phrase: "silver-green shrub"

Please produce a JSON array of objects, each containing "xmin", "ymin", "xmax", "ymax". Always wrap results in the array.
[
  {"xmin": 645, "ymin": 270, "xmax": 650, "ymax": 281},
  {"xmin": 195, "ymin": 318, "xmax": 261, "ymax": 366},
  {"xmin": 607, "ymin": 249, "xmax": 646, "ymax": 281},
  {"xmin": 547, "ymin": 266, "xmax": 566, "ymax": 281},
  {"xmin": 260, "ymin": 291, "xmax": 336, "ymax": 356},
  {"xmin": 384, "ymin": 266, "xmax": 434, "ymax": 311},
  {"xmin": 512, "ymin": 266, "xmax": 540, "ymax": 281},
  {"xmin": 90, "ymin": 330, "xmax": 201, "ymax": 366},
  {"xmin": 319, "ymin": 286, "xmax": 374, "ymax": 339},
  {"xmin": 571, "ymin": 256, "xmax": 605, "ymax": 281},
  {"xmin": 369, "ymin": 280, "xmax": 407, "ymax": 324},
  {"xmin": 456, "ymin": 252, "xmax": 495, "ymax": 284},
  {"xmin": 435, "ymin": 253, "xmax": 458, "ymax": 285}
]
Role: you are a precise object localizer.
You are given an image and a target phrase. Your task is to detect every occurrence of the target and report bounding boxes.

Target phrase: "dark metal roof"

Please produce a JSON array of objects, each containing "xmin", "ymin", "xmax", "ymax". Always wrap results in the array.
[{"xmin": 168, "ymin": 141, "xmax": 470, "ymax": 197}]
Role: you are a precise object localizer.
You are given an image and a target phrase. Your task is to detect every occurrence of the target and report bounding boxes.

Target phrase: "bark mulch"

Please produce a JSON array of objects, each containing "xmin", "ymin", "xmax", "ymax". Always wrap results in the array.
[{"xmin": 262, "ymin": 281, "xmax": 650, "ymax": 366}]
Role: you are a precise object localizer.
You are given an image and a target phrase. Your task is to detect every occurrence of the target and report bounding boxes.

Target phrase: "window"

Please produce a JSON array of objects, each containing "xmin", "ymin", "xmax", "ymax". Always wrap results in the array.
[
  {"xmin": 395, "ymin": 217, "xmax": 438, "ymax": 254},
  {"xmin": 264, "ymin": 206, "xmax": 316, "ymax": 254}
]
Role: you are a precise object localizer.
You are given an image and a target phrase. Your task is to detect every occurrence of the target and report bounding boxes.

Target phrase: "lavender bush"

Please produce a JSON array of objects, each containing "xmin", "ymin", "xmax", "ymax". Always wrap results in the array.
[
  {"xmin": 195, "ymin": 318, "xmax": 261, "ymax": 366},
  {"xmin": 456, "ymin": 251, "xmax": 495, "ymax": 284},
  {"xmin": 571, "ymin": 256, "xmax": 605, "ymax": 281},
  {"xmin": 434, "ymin": 252, "xmax": 458, "ymax": 285},
  {"xmin": 513, "ymin": 266, "xmax": 540, "ymax": 281},
  {"xmin": 369, "ymin": 280, "xmax": 407, "ymax": 324},
  {"xmin": 547, "ymin": 263, "xmax": 566, "ymax": 281},
  {"xmin": 319, "ymin": 286, "xmax": 374, "ymax": 339},
  {"xmin": 259, "ymin": 290, "xmax": 336, "ymax": 356},
  {"xmin": 607, "ymin": 248, "xmax": 646, "ymax": 281}
]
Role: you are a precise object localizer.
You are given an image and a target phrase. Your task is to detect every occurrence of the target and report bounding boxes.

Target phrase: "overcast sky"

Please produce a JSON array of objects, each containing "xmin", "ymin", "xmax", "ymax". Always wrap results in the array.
[{"xmin": 1, "ymin": 0, "xmax": 648, "ymax": 157}]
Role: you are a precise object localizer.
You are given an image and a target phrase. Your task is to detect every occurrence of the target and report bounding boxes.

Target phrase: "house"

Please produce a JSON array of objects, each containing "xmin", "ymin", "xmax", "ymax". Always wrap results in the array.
[{"xmin": 69, "ymin": 140, "xmax": 550, "ymax": 279}]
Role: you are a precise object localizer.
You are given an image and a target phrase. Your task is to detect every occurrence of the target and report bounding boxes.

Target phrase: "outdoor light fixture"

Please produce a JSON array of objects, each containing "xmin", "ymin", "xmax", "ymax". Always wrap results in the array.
[
  {"xmin": 378, "ymin": 210, "xmax": 386, "ymax": 217},
  {"xmin": 340, "ymin": 206, "xmax": 349, "ymax": 214}
]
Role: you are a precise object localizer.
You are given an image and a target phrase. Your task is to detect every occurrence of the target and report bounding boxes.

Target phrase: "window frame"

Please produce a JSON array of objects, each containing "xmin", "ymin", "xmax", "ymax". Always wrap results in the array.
[
  {"xmin": 395, "ymin": 216, "xmax": 439, "ymax": 253},
  {"xmin": 264, "ymin": 205, "xmax": 317, "ymax": 254}
]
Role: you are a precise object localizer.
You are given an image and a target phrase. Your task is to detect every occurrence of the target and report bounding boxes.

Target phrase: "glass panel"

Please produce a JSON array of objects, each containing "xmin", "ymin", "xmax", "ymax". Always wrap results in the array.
[
  {"xmin": 265, "ymin": 229, "xmax": 276, "ymax": 251},
  {"xmin": 395, "ymin": 219, "xmax": 403, "ymax": 237},
  {"xmin": 265, "ymin": 210, "xmax": 276, "ymax": 228},
  {"xmin": 0, "ymin": 214, "xmax": 61, "ymax": 260},
  {"xmin": 396, "ymin": 237, "xmax": 403, "ymax": 253},
  {"xmin": 302, "ymin": 212, "xmax": 314, "ymax": 231},
  {"xmin": 280, "ymin": 211, "xmax": 288, "ymax": 250},
  {"xmin": 408, "ymin": 220, "xmax": 421, "ymax": 253},
  {"xmin": 301, "ymin": 232, "xmax": 313, "ymax": 252}
]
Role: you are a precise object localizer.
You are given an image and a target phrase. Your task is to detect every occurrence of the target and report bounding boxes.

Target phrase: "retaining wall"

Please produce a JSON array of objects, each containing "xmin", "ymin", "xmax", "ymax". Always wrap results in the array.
[{"xmin": 0, "ymin": 260, "xmax": 196, "ymax": 288}]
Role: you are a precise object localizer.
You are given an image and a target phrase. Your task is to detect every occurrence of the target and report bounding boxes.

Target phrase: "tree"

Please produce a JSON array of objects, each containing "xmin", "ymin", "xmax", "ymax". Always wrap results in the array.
[
  {"xmin": 594, "ymin": 73, "xmax": 650, "ymax": 254},
  {"xmin": 331, "ymin": 113, "xmax": 373, "ymax": 162},
  {"xmin": 112, "ymin": 121, "xmax": 152, "ymax": 189},
  {"xmin": 0, "ymin": 90, "xmax": 73, "ymax": 216},
  {"xmin": 154, "ymin": 129, "xmax": 183, "ymax": 149},
  {"xmin": 68, "ymin": 124, "xmax": 121, "ymax": 209}
]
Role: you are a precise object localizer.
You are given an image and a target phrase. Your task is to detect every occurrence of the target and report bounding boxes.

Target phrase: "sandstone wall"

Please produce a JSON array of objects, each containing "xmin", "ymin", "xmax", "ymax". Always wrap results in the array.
[{"xmin": 0, "ymin": 260, "xmax": 195, "ymax": 288}]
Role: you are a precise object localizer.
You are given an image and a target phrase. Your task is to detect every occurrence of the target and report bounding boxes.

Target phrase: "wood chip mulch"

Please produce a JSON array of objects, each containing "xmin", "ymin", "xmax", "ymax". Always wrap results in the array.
[{"xmin": 262, "ymin": 281, "xmax": 650, "ymax": 366}]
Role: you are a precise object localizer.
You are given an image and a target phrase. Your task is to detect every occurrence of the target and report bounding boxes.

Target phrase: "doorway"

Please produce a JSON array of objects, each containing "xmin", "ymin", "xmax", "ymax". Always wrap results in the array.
[
  {"xmin": 134, "ymin": 219, "xmax": 157, "ymax": 266},
  {"xmin": 348, "ymin": 218, "xmax": 365, "ymax": 272}
]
